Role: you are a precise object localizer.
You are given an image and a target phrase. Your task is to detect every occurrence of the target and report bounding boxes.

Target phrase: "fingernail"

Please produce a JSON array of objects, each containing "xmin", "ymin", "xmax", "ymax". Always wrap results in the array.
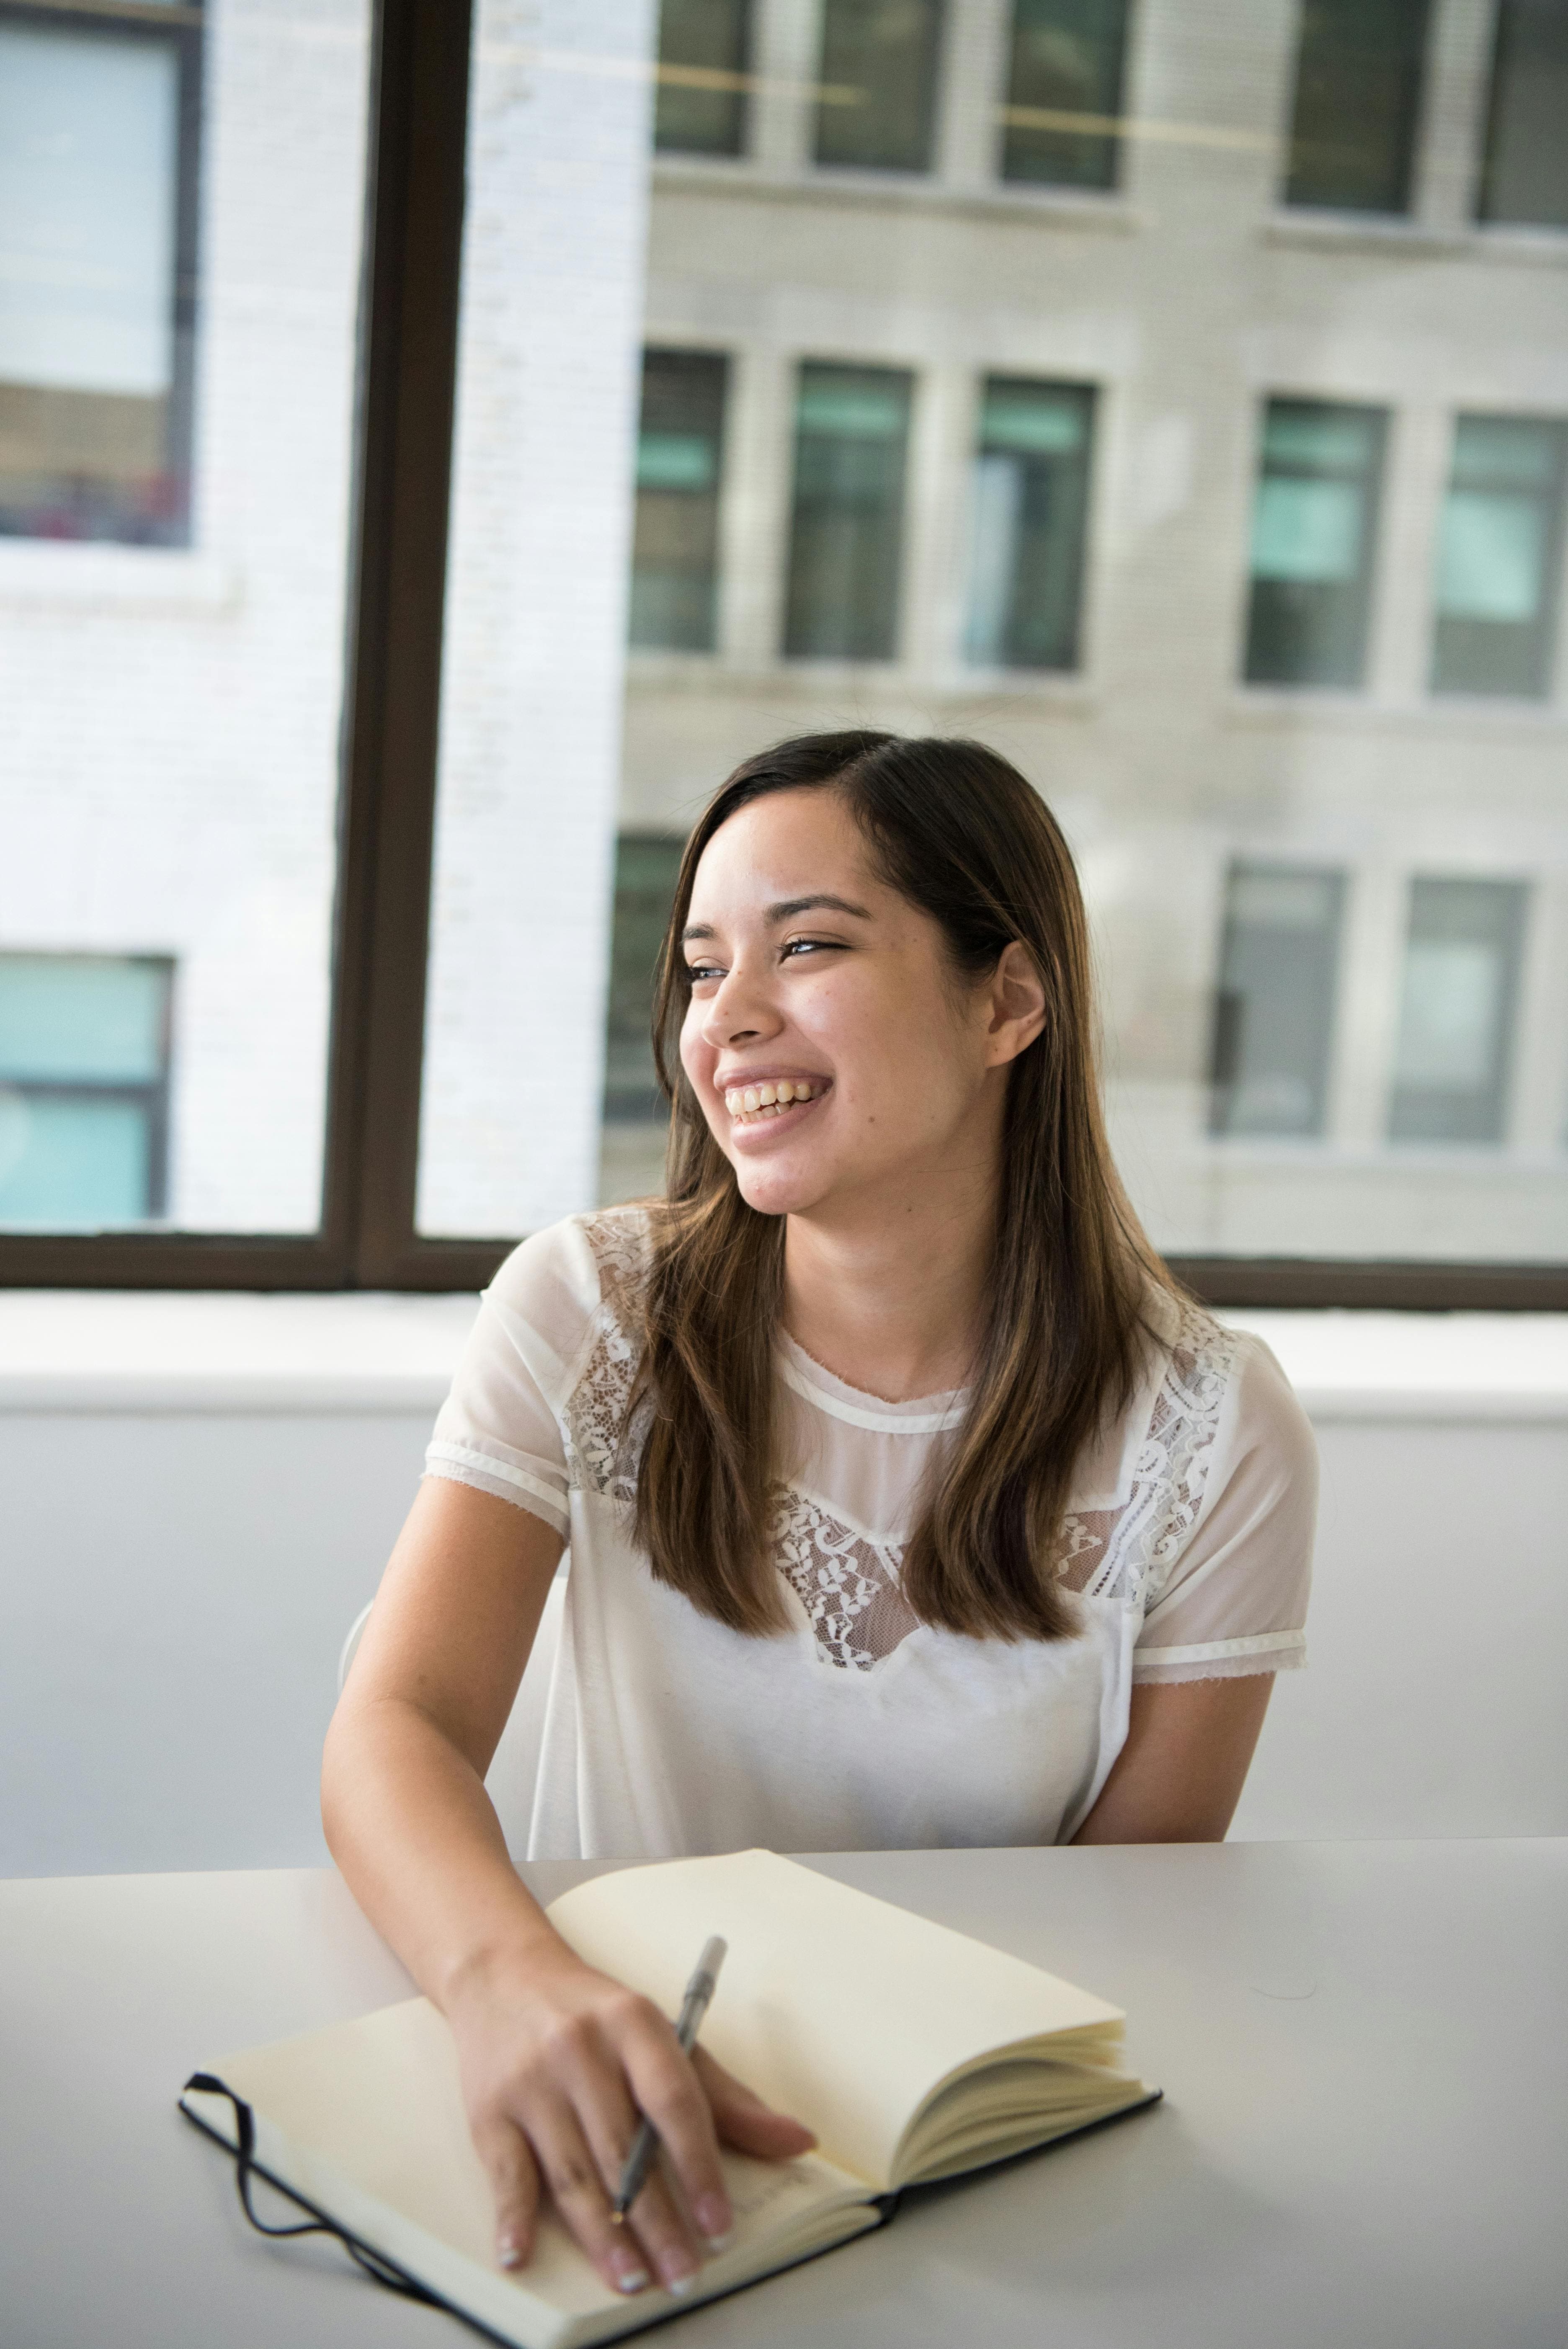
[
  {"xmin": 498, "ymin": 2234, "xmax": 525, "ymax": 2270},
  {"xmin": 661, "ymin": 2254, "xmax": 699, "ymax": 2296},
  {"xmin": 694, "ymin": 2193, "xmax": 731, "ymax": 2242},
  {"xmin": 613, "ymin": 2263, "xmax": 651, "ymax": 2296}
]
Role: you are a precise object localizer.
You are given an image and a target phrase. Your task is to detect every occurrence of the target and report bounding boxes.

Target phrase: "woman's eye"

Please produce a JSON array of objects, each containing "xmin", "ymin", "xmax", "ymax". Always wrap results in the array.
[
  {"xmin": 685, "ymin": 961, "xmax": 724, "ymax": 985},
  {"xmin": 781, "ymin": 938, "xmax": 841, "ymax": 961}
]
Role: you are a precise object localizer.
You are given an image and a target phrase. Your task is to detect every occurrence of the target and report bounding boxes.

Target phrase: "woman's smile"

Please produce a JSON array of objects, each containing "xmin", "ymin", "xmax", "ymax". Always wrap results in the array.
[{"xmin": 719, "ymin": 1072, "xmax": 831, "ymax": 1140}]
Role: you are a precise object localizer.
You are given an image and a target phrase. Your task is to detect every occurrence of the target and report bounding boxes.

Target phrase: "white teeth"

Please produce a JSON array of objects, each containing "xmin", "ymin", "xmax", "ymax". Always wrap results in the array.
[
  {"xmin": 758, "ymin": 1083, "xmax": 777, "ymax": 1106},
  {"xmin": 775, "ymin": 1080, "xmax": 794, "ymax": 1104},
  {"xmin": 722, "ymin": 1080, "xmax": 818, "ymax": 1121},
  {"xmin": 742, "ymin": 1087, "xmax": 760, "ymax": 1112}
]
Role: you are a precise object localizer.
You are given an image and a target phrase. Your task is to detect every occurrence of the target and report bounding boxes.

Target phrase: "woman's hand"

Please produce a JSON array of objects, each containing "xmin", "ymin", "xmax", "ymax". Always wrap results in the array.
[{"xmin": 448, "ymin": 1931, "xmax": 816, "ymax": 2298}]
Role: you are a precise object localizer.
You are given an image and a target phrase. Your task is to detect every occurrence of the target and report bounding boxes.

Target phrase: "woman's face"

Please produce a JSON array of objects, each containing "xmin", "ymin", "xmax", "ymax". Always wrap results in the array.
[{"xmin": 678, "ymin": 787, "xmax": 1041, "ymax": 1222}]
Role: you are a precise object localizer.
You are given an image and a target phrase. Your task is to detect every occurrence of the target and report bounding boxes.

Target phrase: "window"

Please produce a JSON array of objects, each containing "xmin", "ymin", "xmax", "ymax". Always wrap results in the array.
[
  {"xmin": 0, "ymin": 2, "xmax": 201, "ymax": 545},
  {"xmin": 630, "ymin": 350, "xmax": 728, "ymax": 652},
  {"xmin": 1432, "ymin": 415, "xmax": 1568, "ymax": 699},
  {"xmin": 1282, "ymin": 0, "xmax": 1429, "ymax": 215},
  {"xmin": 784, "ymin": 364, "xmax": 913, "ymax": 660},
  {"xmin": 999, "ymin": 0, "xmax": 1130, "ymax": 191},
  {"xmin": 599, "ymin": 834, "xmax": 684, "ymax": 1208},
  {"xmin": 965, "ymin": 378, "xmax": 1095, "ymax": 670},
  {"xmin": 1209, "ymin": 869, "xmax": 1344, "ymax": 1139},
  {"xmin": 655, "ymin": 0, "xmax": 750, "ymax": 157},
  {"xmin": 814, "ymin": 0, "xmax": 944, "ymax": 173},
  {"xmin": 0, "ymin": 955, "xmax": 172, "ymax": 1227},
  {"xmin": 1390, "ymin": 879, "xmax": 1527, "ymax": 1145},
  {"xmin": 1476, "ymin": 0, "xmax": 1568, "ymax": 229},
  {"xmin": 1244, "ymin": 400, "xmax": 1387, "ymax": 688}
]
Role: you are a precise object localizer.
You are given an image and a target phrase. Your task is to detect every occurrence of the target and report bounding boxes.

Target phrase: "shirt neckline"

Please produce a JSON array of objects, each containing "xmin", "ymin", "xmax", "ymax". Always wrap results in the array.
[{"xmin": 776, "ymin": 1333, "xmax": 969, "ymax": 1435}]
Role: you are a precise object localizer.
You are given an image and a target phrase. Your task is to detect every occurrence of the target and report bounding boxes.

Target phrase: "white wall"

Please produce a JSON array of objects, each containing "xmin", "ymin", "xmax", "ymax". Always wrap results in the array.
[{"xmin": 2, "ymin": 1296, "xmax": 1565, "ymax": 1877}]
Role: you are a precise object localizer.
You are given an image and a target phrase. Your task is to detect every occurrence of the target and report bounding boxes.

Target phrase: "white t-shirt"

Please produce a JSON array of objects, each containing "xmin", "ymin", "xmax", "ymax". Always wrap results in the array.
[{"xmin": 426, "ymin": 1207, "xmax": 1316, "ymax": 1861}]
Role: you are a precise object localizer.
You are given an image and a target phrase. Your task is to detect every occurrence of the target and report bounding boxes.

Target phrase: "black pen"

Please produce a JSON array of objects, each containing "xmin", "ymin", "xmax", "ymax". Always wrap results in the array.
[{"xmin": 611, "ymin": 1936, "xmax": 728, "ymax": 2223}]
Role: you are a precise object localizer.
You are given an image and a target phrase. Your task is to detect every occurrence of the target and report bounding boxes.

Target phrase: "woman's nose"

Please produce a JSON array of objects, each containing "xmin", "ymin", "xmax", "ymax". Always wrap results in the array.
[{"xmin": 701, "ymin": 959, "xmax": 781, "ymax": 1048}]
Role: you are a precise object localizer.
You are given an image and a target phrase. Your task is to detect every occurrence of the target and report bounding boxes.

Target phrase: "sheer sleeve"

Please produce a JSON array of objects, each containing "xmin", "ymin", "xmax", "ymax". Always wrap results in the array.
[
  {"xmin": 423, "ymin": 1220, "xmax": 599, "ymax": 1537},
  {"xmin": 1132, "ymin": 1333, "xmax": 1317, "ymax": 1685}
]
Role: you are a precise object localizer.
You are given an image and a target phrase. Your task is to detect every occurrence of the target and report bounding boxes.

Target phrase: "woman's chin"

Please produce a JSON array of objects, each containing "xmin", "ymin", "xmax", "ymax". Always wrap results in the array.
[{"xmin": 730, "ymin": 1150, "xmax": 831, "ymax": 1219}]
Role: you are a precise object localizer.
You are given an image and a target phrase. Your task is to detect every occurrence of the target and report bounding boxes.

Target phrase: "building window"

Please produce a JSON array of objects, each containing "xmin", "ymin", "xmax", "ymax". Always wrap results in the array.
[
  {"xmin": 0, "ymin": 2, "xmax": 201, "ymax": 547},
  {"xmin": 630, "ymin": 350, "xmax": 728, "ymax": 653},
  {"xmin": 1209, "ymin": 867, "xmax": 1345, "ymax": 1138},
  {"xmin": 602, "ymin": 835, "xmax": 685, "ymax": 1125},
  {"xmin": 814, "ymin": 0, "xmax": 944, "ymax": 174},
  {"xmin": 1431, "ymin": 414, "xmax": 1568, "ymax": 699},
  {"xmin": 1477, "ymin": 0, "xmax": 1568, "ymax": 228},
  {"xmin": 1243, "ymin": 399, "xmax": 1387, "ymax": 689},
  {"xmin": 1282, "ymin": 0, "xmax": 1429, "ymax": 215},
  {"xmin": 0, "ymin": 954, "xmax": 173, "ymax": 1228},
  {"xmin": 965, "ymin": 377, "xmax": 1095, "ymax": 669},
  {"xmin": 654, "ymin": 0, "xmax": 750, "ymax": 158},
  {"xmin": 1389, "ymin": 879, "xmax": 1526, "ymax": 1145},
  {"xmin": 784, "ymin": 362, "xmax": 913, "ymax": 660},
  {"xmin": 999, "ymin": 0, "xmax": 1130, "ymax": 191}
]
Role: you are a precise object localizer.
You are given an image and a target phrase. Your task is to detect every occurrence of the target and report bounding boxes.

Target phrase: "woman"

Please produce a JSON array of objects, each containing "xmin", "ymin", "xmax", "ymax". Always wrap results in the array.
[{"xmin": 322, "ymin": 731, "xmax": 1315, "ymax": 2301}]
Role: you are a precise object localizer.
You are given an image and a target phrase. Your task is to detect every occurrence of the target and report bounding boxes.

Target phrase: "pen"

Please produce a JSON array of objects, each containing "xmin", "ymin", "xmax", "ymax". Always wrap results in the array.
[{"xmin": 610, "ymin": 1935, "xmax": 727, "ymax": 2223}]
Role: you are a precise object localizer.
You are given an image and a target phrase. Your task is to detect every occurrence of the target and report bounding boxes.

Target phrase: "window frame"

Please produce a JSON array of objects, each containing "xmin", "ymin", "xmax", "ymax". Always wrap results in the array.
[{"xmin": 1, "ymin": 0, "xmax": 1564, "ymax": 1310}]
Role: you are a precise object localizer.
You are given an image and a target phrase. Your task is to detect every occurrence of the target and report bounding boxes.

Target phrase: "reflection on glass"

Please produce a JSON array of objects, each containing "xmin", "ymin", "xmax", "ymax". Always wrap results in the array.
[
  {"xmin": 784, "ymin": 363, "xmax": 912, "ymax": 659},
  {"xmin": 1000, "ymin": 0, "xmax": 1129, "ymax": 190},
  {"xmin": 0, "ymin": 8, "xmax": 199, "ymax": 544},
  {"xmin": 1432, "ymin": 414, "xmax": 1567, "ymax": 698},
  {"xmin": 814, "ymin": 0, "xmax": 944, "ymax": 173},
  {"xmin": 655, "ymin": 0, "xmax": 750, "ymax": 157},
  {"xmin": 1477, "ymin": 0, "xmax": 1568, "ymax": 229},
  {"xmin": 0, "ymin": 0, "xmax": 370, "ymax": 1236},
  {"xmin": 631, "ymin": 349, "xmax": 727, "ymax": 651},
  {"xmin": 1209, "ymin": 869, "xmax": 1344, "ymax": 1139},
  {"xmin": 0, "ymin": 953, "xmax": 172, "ymax": 1226},
  {"xmin": 1283, "ymin": 0, "xmax": 1429, "ymax": 215},
  {"xmin": 965, "ymin": 378, "xmax": 1093, "ymax": 670},
  {"xmin": 1244, "ymin": 400, "xmax": 1386, "ymax": 688},
  {"xmin": 1390, "ymin": 879, "xmax": 1526, "ymax": 1144}
]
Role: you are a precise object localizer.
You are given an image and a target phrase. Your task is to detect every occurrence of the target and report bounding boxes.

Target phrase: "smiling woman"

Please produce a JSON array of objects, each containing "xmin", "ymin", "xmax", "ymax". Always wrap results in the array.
[{"xmin": 322, "ymin": 729, "xmax": 1317, "ymax": 2304}]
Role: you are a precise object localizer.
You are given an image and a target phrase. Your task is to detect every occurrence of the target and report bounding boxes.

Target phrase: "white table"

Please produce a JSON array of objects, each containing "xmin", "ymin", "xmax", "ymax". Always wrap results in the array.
[{"xmin": 3, "ymin": 1842, "xmax": 1565, "ymax": 2348}]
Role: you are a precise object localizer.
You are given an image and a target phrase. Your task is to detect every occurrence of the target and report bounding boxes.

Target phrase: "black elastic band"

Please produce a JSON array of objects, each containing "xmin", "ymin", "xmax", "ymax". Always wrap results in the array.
[{"xmin": 181, "ymin": 2074, "xmax": 442, "ymax": 2304}]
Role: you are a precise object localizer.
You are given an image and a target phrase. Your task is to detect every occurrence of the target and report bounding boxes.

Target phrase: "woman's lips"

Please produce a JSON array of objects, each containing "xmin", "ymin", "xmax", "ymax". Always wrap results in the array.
[{"xmin": 719, "ymin": 1076, "xmax": 829, "ymax": 1140}]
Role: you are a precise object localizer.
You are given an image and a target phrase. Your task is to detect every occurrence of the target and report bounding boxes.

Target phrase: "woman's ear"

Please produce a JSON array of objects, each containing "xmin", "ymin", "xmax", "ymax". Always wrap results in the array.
[{"xmin": 984, "ymin": 941, "xmax": 1048, "ymax": 1067}]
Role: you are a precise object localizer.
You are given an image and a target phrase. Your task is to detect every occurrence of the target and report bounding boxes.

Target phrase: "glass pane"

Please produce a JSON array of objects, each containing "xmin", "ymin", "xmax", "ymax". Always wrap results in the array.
[
  {"xmin": 1390, "ymin": 880, "xmax": 1526, "ymax": 1144},
  {"xmin": 1431, "ymin": 415, "xmax": 1567, "ymax": 697},
  {"xmin": 631, "ymin": 349, "xmax": 727, "ymax": 650},
  {"xmin": 784, "ymin": 362, "xmax": 912, "ymax": 658},
  {"xmin": 1243, "ymin": 399, "xmax": 1385, "ymax": 686},
  {"xmin": 1001, "ymin": 0, "xmax": 1130, "ymax": 190},
  {"xmin": 414, "ymin": 2, "xmax": 1568, "ymax": 1268},
  {"xmin": 655, "ymin": 0, "xmax": 750, "ymax": 156},
  {"xmin": 1477, "ymin": 0, "xmax": 1568, "ymax": 229},
  {"xmin": 1283, "ymin": 0, "xmax": 1430, "ymax": 215},
  {"xmin": 965, "ymin": 378, "xmax": 1093, "ymax": 669},
  {"xmin": 0, "ymin": 0, "xmax": 372, "ymax": 1235},
  {"xmin": 815, "ymin": 0, "xmax": 944, "ymax": 173}
]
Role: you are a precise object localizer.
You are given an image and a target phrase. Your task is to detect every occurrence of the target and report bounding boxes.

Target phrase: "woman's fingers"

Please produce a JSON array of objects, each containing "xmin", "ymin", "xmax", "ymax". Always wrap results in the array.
[
  {"xmin": 530, "ymin": 2099, "xmax": 691, "ymax": 2298},
  {"xmin": 618, "ymin": 2024, "xmax": 735, "ymax": 2246},
  {"xmin": 473, "ymin": 2113, "xmax": 539, "ymax": 2270},
  {"xmin": 693, "ymin": 2045, "xmax": 818, "ymax": 2161}
]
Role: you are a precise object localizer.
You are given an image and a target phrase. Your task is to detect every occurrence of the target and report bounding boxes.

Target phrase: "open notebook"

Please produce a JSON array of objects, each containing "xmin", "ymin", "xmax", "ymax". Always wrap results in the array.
[{"xmin": 181, "ymin": 1851, "xmax": 1159, "ymax": 2348}]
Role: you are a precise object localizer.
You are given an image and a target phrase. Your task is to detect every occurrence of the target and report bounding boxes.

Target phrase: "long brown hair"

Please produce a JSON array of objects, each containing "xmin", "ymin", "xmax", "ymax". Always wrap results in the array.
[{"xmin": 627, "ymin": 730, "xmax": 1174, "ymax": 1642}]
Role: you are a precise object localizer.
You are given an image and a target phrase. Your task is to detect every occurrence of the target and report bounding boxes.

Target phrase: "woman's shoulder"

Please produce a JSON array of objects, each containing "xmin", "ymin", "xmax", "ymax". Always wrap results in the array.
[
  {"xmin": 485, "ymin": 1202, "xmax": 656, "ymax": 1331},
  {"xmin": 1132, "ymin": 1283, "xmax": 1315, "ymax": 1478}
]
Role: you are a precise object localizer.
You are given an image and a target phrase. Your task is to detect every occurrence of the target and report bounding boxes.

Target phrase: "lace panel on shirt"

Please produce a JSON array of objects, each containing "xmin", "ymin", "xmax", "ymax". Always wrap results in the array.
[{"xmin": 560, "ymin": 1217, "xmax": 1240, "ymax": 1674}]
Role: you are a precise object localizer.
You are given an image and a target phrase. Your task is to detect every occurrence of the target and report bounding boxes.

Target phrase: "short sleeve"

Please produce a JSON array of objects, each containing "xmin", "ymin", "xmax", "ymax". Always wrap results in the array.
[
  {"xmin": 1132, "ymin": 1333, "xmax": 1318, "ymax": 1685},
  {"xmin": 423, "ymin": 1220, "xmax": 599, "ymax": 1537}
]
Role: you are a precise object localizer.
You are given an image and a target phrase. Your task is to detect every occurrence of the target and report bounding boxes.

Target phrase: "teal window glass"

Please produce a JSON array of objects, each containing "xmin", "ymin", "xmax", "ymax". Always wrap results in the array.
[
  {"xmin": 1477, "ymin": 0, "xmax": 1568, "ymax": 228},
  {"xmin": 630, "ymin": 349, "xmax": 728, "ymax": 652},
  {"xmin": 784, "ymin": 363, "xmax": 913, "ymax": 660},
  {"xmin": 1431, "ymin": 415, "xmax": 1568, "ymax": 698},
  {"xmin": 1244, "ymin": 400, "xmax": 1387, "ymax": 687},
  {"xmin": 0, "ymin": 7, "xmax": 201, "ymax": 545},
  {"xmin": 965, "ymin": 378, "xmax": 1095, "ymax": 669},
  {"xmin": 602, "ymin": 834, "xmax": 686, "ymax": 1124},
  {"xmin": 0, "ymin": 953, "xmax": 172, "ymax": 1228},
  {"xmin": 1209, "ymin": 866, "xmax": 1345, "ymax": 1137},
  {"xmin": 1000, "ymin": 0, "xmax": 1130, "ymax": 191},
  {"xmin": 1390, "ymin": 879, "xmax": 1527, "ymax": 1144},
  {"xmin": 655, "ymin": 0, "xmax": 750, "ymax": 157},
  {"xmin": 814, "ymin": 0, "xmax": 944, "ymax": 174},
  {"xmin": 1283, "ymin": 0, "xmax": 1429, "ymax": 215}
]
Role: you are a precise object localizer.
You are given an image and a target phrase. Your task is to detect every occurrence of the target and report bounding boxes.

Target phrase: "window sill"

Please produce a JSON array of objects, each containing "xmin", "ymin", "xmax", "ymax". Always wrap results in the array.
[
  {"xmin": 1264, "ymin": 209, "xmax": 1568, "ymax": 267},
  {"xmin": 1223, "ymin": 688, "xmax": 1567, "ymax": 735},
  {"xmin": 651, "ymin": 155, "xmax": 1144, "ymax": 233},
  {"xmin": 0, "ymin": 540, "xmax": 240, "ymax": 615},
  {"xmin": 1, "ymin": 1288, "xmax": 1565, "ymax": 1424},
  {"xmin": 626, "ymin": 652, "xmax": 1098, "ymax": 709}
]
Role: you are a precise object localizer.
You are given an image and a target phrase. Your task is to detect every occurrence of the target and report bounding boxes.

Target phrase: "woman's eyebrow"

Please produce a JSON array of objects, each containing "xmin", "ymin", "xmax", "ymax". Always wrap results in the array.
[{"xmin": 766, "ymin": 893, "xmax": 872, "ymax": 923}]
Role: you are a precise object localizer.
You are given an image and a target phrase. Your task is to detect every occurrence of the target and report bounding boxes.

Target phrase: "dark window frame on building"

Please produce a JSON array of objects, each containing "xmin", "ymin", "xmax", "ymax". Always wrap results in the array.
[
  {"xmin": 653, "ymin": 0, "xmax": 752, "ymax": 159},
  {"xmin": 1475, "ymin": 0, "xmax": 1568, "ymax": 231},
  {"xmin": 783, "ymin": 359, "xmax": 914, "ymax": 663},
  {"xmin": 0, "ymin": 0, "xmax": 203, "ymax": 548},
  {"xmin": 998, "ymin": 0, "xmax": 1132, "ymax": 193},
  {"xmin": 1431, "ymin": 412, "xmax": 1568, "ymax": 700},
  {"xmin": 1388, "ymin": 877, "xmax": 1528, "ymax": 1147},
  {"xmin": 629, "ymin": 347, "xmax": 729, "ymax": 654},
  {"xmin": 813, "ymin": 0, "xmax": 946, "ymax": 175},
  {"xmin": 1243, "ymin": 396, "xmax": 1388, "ymax": 691},
  {"xmin": 965, "ymin": 374, "xmax": 1096, "ymax": 672},
  {"xmin": 1209, "ymin": 866, "xmax": 1346, "ymax": 1142},
  {"xmin": 0, "ymin": 952, "xmax": 175, "ymax": 1224},
  {"xmin": 1280, "ymin": 0, "xmax": 1430, "ymax": 218},
  {"xmin": 1, "ymin": 0, "xmax": 1561, "ymax": 1312}
]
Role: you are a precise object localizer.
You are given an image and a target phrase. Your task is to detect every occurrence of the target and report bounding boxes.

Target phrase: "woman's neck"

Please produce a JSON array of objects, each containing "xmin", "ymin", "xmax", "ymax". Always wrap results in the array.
[{"xmin": 781, "ymin": 1168, "xmax": 997, "ymax": 1405}]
